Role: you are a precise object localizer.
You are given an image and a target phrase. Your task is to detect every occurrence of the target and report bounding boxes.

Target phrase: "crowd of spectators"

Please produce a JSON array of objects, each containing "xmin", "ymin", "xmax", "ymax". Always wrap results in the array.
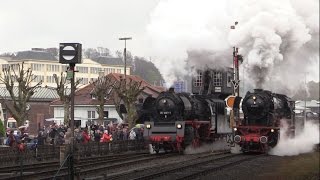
[
  {"xmin": 4, "ymin": 122, "xmax": 144, "ymax": 151},
  {"xmin": 36, "ymin": 122, "xmax": 144, "ymax": 146}
]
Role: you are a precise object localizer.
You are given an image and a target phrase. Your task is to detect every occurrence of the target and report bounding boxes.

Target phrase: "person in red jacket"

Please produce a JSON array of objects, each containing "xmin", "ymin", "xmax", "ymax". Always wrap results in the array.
[
  {"xmin": 100, "ymin": 130, "xmax": 112, "ymax": 143},
  {"xmin": 82, "ymin": 129, "xmax": 91, "ymax": 144}
]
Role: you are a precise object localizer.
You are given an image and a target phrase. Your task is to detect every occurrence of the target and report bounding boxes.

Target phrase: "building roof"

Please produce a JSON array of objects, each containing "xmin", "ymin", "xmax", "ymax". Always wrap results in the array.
[
  {"xmin": 0, "ymin": 86, "xmax": 65, "ymax": 101},
  {"xmin": 91, "ymin": 56, "xmax": 124, "ymax": 66},
  {"xmin": 108, "ymin": 73, "xmax": 165, "ymax": 95},
  {"xmin": 51, "ymin": 73, "xmax": 165, "ymax": 106},
  {"xmin": 295, "ymin": 100, "xmax": 320, "ymax": 107},
  {"xmin": 12, "ymin": 51, "xmax": 57, "ymax": 61}
]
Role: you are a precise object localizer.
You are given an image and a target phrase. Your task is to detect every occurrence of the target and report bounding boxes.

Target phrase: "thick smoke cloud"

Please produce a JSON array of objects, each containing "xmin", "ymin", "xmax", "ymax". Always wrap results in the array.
[
  {"xmin": 146, "ymin": 0, "xmax": 319, "ymax": 93},
  {"xmin": 269, "ymin": 120, "xmax": 319, "ymax": 156}
]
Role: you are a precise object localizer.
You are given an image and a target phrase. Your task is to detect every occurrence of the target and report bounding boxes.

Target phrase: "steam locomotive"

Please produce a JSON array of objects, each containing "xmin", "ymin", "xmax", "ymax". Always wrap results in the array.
[
  {"xmin": 139, "ymin": 69, "xmax": 234, "ymax": 153},
  {"xmin": 233, "ymin": 89, "xmax": 295, "ymax": 153}
]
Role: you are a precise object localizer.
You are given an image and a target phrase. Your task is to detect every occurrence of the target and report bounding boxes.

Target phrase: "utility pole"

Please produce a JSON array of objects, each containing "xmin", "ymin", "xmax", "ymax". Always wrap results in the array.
[{"xmin": 304, "ymin": 72, "xmax": 308, "ymax": 126}]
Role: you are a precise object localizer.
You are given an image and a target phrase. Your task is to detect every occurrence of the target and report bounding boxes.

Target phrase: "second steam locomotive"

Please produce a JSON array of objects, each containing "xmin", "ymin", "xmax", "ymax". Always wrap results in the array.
[{"xmin": 232, "ymin": 89, "xmax": 295, "ymax": 153}]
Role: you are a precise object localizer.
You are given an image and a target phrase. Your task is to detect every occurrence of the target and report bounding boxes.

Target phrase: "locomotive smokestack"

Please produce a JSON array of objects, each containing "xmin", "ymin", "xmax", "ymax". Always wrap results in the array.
[
  {"xmin": 254, "ymin": 89, "xmax": 263, "ymax": 93},
  {"xmin": 169, "ymin": 87, "xmax": 175, "ymax": 93}
]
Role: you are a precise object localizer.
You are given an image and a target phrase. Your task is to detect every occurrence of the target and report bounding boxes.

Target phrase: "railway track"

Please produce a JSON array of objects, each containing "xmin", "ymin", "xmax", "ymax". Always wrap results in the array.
[
  {"xmin": 0, "ymin": 152, "xmax": 148, "ymax": 180},
  {"xmin": 48, "ymin": 153, "xmax": 179, "ymax": 180},
  {"xmin": 106, "ymin": 152, "xmax": 263, "ymax": 180}
]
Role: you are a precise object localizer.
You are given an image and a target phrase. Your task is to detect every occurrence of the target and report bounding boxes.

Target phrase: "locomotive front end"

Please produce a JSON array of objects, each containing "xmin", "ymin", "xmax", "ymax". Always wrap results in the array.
[
  {"xmin": 233, "ymin": 89, "xmax": 280, "ymax": 153},
  {"xmin": 143, "ymin": 90, "xmax": 188, "ymax": 153},
  {"xmin": 144, "ymin": 121, "xmax": 185, "ymax": 153}
]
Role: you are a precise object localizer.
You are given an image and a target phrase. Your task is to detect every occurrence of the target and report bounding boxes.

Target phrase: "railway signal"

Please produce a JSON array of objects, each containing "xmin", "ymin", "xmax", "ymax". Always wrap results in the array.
[
  {"xmin": 230, "ymin": 21, "xmax": 243, "ymax": 127},
  {"xmin": 59, "ymin": 42, "xmax": 82, "ymax": 180}
]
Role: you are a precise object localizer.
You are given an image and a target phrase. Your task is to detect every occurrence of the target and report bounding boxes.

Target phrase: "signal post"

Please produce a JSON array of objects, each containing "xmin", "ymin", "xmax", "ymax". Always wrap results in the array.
[
  {"xmin": 228, "ymin": 22, "xmax": 243, "ymax": 127},
  {"xmin": 59, "ymin": 43, "xmax": 82, "ymax": 180}
]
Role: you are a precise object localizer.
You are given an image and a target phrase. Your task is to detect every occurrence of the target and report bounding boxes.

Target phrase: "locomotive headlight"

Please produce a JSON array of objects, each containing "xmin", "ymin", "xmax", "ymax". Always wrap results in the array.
[
  {"xmin": 146, "ymin": 124, "xmax": 151, "ymax": 129},
  {"xmin": 253, "ymin": 96, "xmax": 256, "ymax": 100},
  {"xmin": 176, "ymin": 123, "xmax": 182, "ymax": 129},
  {"xmin": 271, "ymin": 129, "xmax": 274, "ymax": 132},
  {"xmin": 233, "ymin": 127, "xmax": 237, "ymax": 131}
]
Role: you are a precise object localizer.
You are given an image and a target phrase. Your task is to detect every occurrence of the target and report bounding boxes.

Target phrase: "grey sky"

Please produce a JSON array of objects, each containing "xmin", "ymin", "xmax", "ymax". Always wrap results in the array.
[
  {"xmin": 0, "ymin": 0, "xmax": 318, "ymax": 84},
  {"xmin": 0, "ymin": 0, "xmax": 160, "ymax": 56}
]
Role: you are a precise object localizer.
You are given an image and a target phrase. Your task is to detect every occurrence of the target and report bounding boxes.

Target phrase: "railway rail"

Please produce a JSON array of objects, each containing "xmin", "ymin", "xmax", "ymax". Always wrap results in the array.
[
  {"xmin": 105, "ymin": 152, "xmax": 263, "ymax": 180},
  {"xmin": 0, "ymin": 152, "xmax": 149, "ymax": 180}
]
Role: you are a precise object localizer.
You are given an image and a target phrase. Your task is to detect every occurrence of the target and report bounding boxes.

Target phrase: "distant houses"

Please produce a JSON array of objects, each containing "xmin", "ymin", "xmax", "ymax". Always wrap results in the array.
[{"xmin": 295, "ymin": 100, "xmax": 320, "ymax": 117}]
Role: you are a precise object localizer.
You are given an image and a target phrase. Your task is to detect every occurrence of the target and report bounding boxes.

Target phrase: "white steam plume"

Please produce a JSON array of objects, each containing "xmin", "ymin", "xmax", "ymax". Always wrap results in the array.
[
  {"xmin": 269, "ymin": 120, "xmax": 320, "ymax": 156},
  {"xmin": 184, "ymin": 140, "xmax": 229, "ymax": 154},
  {"xmin": 146, "ymin": 0, "xmax": 319, "ymax": 93}
]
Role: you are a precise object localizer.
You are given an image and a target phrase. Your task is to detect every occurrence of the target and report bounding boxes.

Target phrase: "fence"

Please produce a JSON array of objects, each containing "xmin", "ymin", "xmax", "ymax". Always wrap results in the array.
[
  {"xmin": 0, "ymin": 140, "xmax": 146, "ymax": 167},
  {"xmin": 74, "ymin": 140, "xmax": 145, "ymax": 157},
  {"xmin": 0, "ymin": 144, "xmax": 60, "ymax": 166}
]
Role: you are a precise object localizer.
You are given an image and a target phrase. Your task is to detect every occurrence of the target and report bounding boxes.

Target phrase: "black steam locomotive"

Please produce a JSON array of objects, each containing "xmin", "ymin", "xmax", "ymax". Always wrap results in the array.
[
  {"xmin": 139, "ymin": 69, "xmax": 233, "ymax": 153},
  {"xmin": 233, "ymin": 89, "xmax": 295, "ymax": 152}
]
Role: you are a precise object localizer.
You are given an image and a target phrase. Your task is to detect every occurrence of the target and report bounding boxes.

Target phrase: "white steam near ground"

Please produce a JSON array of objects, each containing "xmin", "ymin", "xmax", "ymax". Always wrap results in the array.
[
  {"xmin": 184, "ymin": 139, "xmax": 230, "ymax": 154},
  {"xmin": 269, "ymin": 120, "xmax": 320, "ymax": 156},
  {"xmin": 146, "ymin": 0, "xmax": 319, "ymax": 94}
]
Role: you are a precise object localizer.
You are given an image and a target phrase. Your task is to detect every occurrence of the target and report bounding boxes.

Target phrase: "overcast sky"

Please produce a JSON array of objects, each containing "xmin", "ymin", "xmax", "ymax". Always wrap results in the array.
[
  {"xmin": 0, "ymin": 0, "xmax": 160, "ymax": 56},
  {"xmin": 0, "ymin": 0, "xmax": 318, "ymax": 84}
]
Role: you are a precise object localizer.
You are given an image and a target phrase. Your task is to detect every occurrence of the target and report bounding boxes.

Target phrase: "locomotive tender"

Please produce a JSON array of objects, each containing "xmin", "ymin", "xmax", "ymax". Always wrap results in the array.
[
  {"xmin": 139, "ymin": 69, "xmax": 233, "ymax": 153},
  {"xmin": 233, "ymin": 89, "xmax": 295, "ymax": 153}
]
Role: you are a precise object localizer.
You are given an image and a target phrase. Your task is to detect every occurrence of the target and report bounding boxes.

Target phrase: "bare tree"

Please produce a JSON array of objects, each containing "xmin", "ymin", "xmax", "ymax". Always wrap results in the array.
[
  {"xmin": 0, "ymin": 62, "xmax": 41, "ymax": 126},
  {"xmin": 52, "ymin": 72, "xmax": 82, "ymax": 126},
  {"xmin": 113, "ymin": 78, "xmax": 144, "ymax": 129},
  {"xmin": 91, "ymin": 76, "xmax": 115, "ymax": 125}
]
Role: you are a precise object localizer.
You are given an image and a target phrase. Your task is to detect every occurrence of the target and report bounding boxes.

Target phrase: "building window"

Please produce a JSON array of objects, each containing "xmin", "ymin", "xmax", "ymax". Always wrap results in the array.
[
  {"xmin": 76, "ymin": 67, "xmax": 88, "ymax": 73},
  {"xmin": 213, "ymin": 72, "xmax": 222, "ymax": 86},
  {"xmin": 88, "ymin": 111, "xmax": 96, "ymax": 120},
  {"xmin": 47, "ymin": 76, "xmax": 54, "ymax": 83},
  {"xmin": 103, "ymin": 111, "xmax": 108, "ymax": 119},
  {"xmin": 227, "ymin": 72, "xmax": 232, "ymax": 88},
  {"xmin": 194, "ymin": 71, "xmax": 202, "ymax": 87},
  {"xmin": 90, "ymin": 67, "xmax": 103, "ymax": 74},
  {"xmin": 31, "ymin": 64, "xmax": 44, "ymax": 71},
  {"xmin": 82, "ymin": 78, "xmax": 88, "ymax": 84},
  {"xmin": 47, "ymin": 65, "xmax": 60, "ymax": 72}
]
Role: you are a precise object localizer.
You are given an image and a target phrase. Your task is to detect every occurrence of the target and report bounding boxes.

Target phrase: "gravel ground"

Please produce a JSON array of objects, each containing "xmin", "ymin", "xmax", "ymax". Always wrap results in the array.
[
  {"xmin": 83, "ymin": 150, "xmax": 319, "ymax": 180},
  {"xmin": 199, "ymin": 151, "xmax": 319, "ymax": 180}
]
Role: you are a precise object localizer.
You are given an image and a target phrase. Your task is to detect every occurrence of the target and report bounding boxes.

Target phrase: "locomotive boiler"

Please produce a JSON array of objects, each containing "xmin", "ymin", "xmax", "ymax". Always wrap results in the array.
[{"xmin": 233, "ymin": 89, "xmax": 295, "ymax": 153}]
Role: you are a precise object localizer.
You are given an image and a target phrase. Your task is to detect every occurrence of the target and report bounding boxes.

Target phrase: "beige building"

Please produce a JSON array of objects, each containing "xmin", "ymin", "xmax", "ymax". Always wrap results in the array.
[{"xmin": 0, "ymin": 49, "xmax": 130, "ymax": 87}]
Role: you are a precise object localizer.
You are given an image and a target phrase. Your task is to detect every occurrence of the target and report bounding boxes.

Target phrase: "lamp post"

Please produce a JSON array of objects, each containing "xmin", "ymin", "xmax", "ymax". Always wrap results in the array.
[
  {"xmin": 119, "ymin": 37, "xmax": 132, "ymax": 124},
  {"xmin": 119, "ymin": 37, "xmax": 132, "ymax": 81}
]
